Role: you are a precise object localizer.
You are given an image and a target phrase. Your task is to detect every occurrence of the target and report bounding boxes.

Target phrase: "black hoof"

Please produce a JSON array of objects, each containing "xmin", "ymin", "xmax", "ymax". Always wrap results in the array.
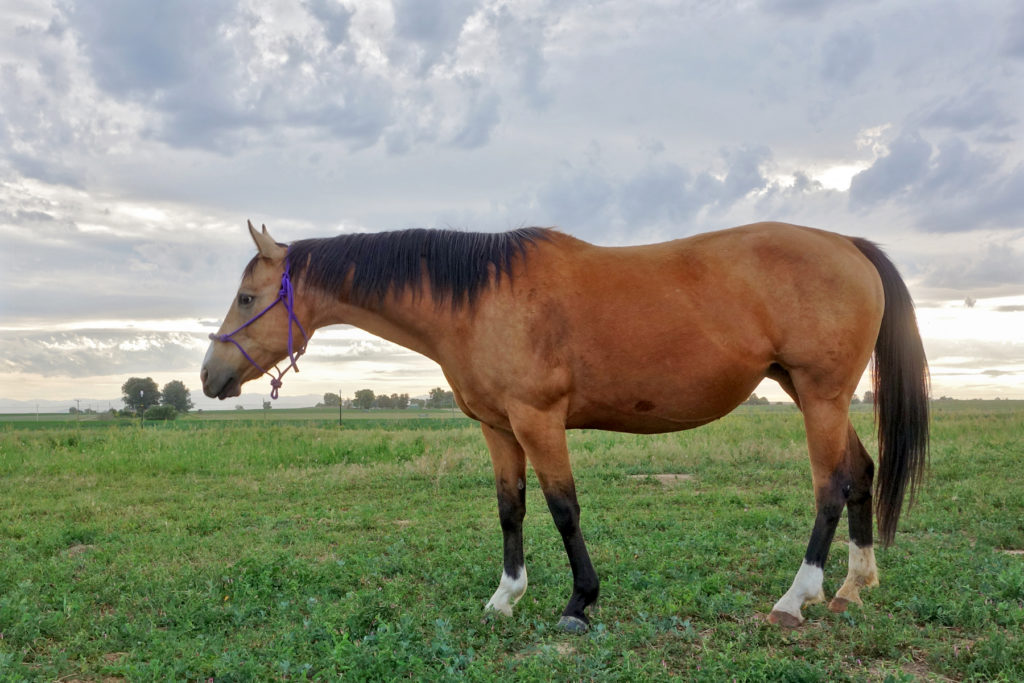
[{"xmin": 557, "ymin": 615, "xmax": 589, "ymax": 633}]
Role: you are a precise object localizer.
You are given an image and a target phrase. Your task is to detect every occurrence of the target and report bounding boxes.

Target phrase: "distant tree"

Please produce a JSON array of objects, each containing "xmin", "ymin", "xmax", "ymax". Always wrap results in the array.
[
  {"xmin": 122, "ymin": 377, "xmax": 161, "ymax": 415},
  {"xmin": 263, "ymin": 400, "xmax": 272, "ymax": 410},
  {"xmin": 375, "ymin": 393, "xmax": 394, "ymax": 409},
  {"xmin": 322, "ymin": 392, "xmax": 341, "ymax": 407},
  {"xmin": 427, "ymin": 387, "xmax": 455, "ymax": 409},
  {"xmin": 69, "ymin": 406, "xmax": 79, "ymax": 415},
  {"xmin": 161, "ymin": 380, "xmax": 194, "ymax": 413},
  {"xmin": 354, "ymin": 389, "xmax": 375, "ymax": 410},
  {"xmin": 235, "ymin": 405, "xmax": 245, "ymax": 411},
  {"xmin": 395, "ymin": 393, "xmax": 410, "ymax": 410},
  {"xmin": 743, "ymin": 393, "xmax": 769, "ymax": 406},
  {"xmin": 862, "ymin": 390, "xmax": 874, "ymax": 404},
  {"xmin": 850, "ymin": 394, "xmax": 861, "ymax": 405}
]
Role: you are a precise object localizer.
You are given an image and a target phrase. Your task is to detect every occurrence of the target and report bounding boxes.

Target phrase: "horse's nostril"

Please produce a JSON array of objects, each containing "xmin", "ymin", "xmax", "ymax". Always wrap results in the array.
[{"xmin": 200, "ymin": 367, "xmax": 209, "ymax": 384}]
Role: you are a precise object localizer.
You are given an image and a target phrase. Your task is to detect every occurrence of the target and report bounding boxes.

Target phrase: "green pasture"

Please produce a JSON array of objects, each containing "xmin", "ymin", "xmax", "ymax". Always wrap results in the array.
[{"xmin": 1, "ymin": 402, "xmax": 1022, "ymax": 680}]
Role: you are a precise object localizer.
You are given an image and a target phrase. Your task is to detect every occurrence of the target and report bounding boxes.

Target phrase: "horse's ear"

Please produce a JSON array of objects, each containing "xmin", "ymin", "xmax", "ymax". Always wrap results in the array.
[{"xmin": 247, "ymin": 220, "xmax": 286, "ymax": 260}]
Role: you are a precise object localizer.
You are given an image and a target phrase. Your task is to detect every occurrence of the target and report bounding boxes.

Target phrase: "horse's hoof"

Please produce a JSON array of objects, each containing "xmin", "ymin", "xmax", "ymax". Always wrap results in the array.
[
  {"xmin": 828, "ymin": 597, "xmax": 850, "ymax": 613},
  {"xmin": 767, "ymin": 609, "xmax": 803, "ymax": 628},
  {"xmin": 557, "ymin": 615, "xmax": 589, "ymax": 634}
]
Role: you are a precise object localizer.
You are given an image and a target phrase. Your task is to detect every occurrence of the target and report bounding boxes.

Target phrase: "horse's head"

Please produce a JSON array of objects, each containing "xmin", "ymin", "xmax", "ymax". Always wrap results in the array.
[{"xmin": 201, "ymin": 222, "xmax": 310, "ymax": 400}]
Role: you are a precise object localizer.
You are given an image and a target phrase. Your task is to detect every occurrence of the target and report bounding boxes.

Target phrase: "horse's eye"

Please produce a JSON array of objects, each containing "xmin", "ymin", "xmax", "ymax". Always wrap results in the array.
[{"xmin": 238, "ymin": 294, "xmax": 254, "ymax": 307}]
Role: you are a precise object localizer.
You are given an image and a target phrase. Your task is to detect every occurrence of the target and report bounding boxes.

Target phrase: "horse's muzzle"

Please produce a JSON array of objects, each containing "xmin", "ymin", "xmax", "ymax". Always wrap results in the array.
[{"xmin": 200, "ymin": 364, "xmax": 242, "ymax": 400}]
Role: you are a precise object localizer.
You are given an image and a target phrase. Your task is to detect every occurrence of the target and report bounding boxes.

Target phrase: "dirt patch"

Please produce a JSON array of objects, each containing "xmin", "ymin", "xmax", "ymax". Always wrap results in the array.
[
  {"xmin": 67, "ymin": 544, "xmax": 97, "ymax": 557},
  {"xmin": 394, "ymin": 519, "xmax": 412, "ymax": 528},
  {"xmin": 628, "ymin": 473, "xmax": 695, "ymax": 485},
  {"xmin": 512, "ymin": 642, "xmax": 577, "ymax": 661},
  {"xmin": 1000, "ymin": 549, "xmax": 1024, "ymax": 555}
]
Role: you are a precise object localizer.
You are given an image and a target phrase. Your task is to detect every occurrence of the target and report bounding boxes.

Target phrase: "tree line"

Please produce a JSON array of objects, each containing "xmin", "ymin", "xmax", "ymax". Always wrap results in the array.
[
  {"xmin": 318, "ymin": 387, "xmax": 456, "ymax": 410},
  {"xmin": 744, "ymin": 390, "xmax": 874, "ymax": 406}
]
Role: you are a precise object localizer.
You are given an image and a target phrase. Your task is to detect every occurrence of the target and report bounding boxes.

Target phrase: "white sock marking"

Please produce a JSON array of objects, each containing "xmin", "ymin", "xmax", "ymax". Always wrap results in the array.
[
  {"xmin": 772, "ymin": 560, "xmax": 824, "ymax": 620},
  {"xmin": 485, "ymin": 566, "xmax": 527, "ymax": 616},
  {"xmin": 846, "ymin": 542, "xmax": 877, "ymax": 583}
]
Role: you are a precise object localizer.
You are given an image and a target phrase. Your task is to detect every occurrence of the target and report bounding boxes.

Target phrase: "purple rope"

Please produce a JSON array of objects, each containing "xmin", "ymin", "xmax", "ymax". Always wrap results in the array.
[{"xmin": 208, "ymin": 259, "xmax": 309, "ymax": 399}]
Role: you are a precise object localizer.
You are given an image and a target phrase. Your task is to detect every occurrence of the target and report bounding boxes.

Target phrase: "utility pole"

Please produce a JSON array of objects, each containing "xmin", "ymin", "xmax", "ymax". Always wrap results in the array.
[
  {"xmin": 75, "ymin": 398, "xmax": 80, "ymax": 423},
  {"xmin": 338, "ymin": 387, "xmax": 343, "ymax": 427}
]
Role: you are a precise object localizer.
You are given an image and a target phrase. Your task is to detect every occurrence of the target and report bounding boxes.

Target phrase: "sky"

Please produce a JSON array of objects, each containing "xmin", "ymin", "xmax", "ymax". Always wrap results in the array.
[{"xmin": 1, "ymin": 0, "xmax": 1023, "ymax": 413}]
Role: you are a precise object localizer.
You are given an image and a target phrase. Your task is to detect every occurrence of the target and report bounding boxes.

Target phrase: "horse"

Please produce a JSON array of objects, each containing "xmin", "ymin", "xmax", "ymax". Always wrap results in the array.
[{"xmin": 201, "ymin": 220, "xmax": 929, "ymax": 632}]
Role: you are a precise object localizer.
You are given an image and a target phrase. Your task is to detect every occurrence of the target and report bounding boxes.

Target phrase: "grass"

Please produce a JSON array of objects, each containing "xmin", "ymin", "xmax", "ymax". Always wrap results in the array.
[{"xmin": 1, "ymin": 402, "xmax": 1022, "ymax": 680}]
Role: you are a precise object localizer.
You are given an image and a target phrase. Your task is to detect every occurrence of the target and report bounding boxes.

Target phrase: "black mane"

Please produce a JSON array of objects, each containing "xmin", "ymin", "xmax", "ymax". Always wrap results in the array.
[{"xmin": 276, "ymin": 227, "xmax": 550, "ymax": 309}]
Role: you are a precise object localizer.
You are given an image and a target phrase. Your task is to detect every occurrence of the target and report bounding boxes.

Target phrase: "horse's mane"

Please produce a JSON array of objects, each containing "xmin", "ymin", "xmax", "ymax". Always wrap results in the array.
[{"xmin": 265, "ymin": 227, "xmax": 551, "ymax": 309}]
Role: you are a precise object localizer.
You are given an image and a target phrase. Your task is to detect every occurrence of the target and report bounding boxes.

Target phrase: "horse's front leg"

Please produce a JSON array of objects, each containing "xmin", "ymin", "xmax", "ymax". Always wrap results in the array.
[
  {"xmin": 481, "ymin": 424, "xmax": 529, "ymax": 617},
  {"xmin": 510, "ymin": 407, "xmax": 599, "ymax": 633}
]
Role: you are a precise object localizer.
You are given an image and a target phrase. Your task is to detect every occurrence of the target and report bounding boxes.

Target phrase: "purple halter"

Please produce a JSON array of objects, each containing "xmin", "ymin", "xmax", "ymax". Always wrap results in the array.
[{"xmin": 208, "ymin": 260, "xmax": 309, "ymax": 399}]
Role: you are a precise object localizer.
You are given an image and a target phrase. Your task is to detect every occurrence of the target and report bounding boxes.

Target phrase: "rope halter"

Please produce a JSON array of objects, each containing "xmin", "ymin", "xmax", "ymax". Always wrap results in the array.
[{"xmin": 208, "ymin": 260, "xmax": 309, "ymax": 399}]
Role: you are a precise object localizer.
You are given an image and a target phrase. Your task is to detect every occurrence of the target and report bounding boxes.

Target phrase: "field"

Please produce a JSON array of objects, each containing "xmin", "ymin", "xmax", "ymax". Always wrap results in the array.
[{"xmin": 1, "ymin": 402, "xmax": 1022, "ymax": 681}]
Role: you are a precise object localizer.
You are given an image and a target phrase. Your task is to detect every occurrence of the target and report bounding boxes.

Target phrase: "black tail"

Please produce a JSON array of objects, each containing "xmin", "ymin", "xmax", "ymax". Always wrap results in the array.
[{"xmin": 852, "ymin": 238, "xmax": 930, "ymax": 547}]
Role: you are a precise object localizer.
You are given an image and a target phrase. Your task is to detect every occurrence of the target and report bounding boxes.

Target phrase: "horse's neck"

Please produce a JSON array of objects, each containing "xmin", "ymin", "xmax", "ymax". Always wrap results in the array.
[{"xmin": 307, "ymin": 288, "xmax": 453, "ymax": 364}]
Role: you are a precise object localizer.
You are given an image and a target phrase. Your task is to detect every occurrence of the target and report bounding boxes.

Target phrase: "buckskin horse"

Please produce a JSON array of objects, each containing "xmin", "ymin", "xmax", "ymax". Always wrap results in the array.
[{"xmin": 201, "ymin": 221, "xmax": 928, "ymax": 632}]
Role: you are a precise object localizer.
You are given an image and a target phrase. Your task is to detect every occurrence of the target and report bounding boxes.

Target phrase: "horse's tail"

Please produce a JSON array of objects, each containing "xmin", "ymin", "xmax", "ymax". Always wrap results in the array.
[{"xmin": 852, "ymin": 238, "xmax": 930, "ymax": 547}]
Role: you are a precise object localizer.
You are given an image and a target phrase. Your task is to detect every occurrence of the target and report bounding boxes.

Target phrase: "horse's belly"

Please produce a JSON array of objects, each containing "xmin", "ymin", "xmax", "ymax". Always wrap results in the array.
[{"xmin": 566, "ymin": 410, "xmax": 722, "ymax": 434}]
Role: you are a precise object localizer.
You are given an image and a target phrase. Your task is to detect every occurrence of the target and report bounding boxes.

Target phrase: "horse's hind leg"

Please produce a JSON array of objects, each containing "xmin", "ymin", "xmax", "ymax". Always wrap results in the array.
[
  {"xmin": 829, "ymin": 426, "xmax": 879, "ymax": 612},
  {"xmin": 769, "ymin": 397, "xmax": 852, "ymax": 627},
  {"xmin": 481, "ymin": 424, "xmax": 529, "ymax": 617}
]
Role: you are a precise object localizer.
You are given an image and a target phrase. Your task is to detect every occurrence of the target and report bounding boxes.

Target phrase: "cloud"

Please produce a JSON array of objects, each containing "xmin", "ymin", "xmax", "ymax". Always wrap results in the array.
[
  {"xmin": 846, "ymin": 128, "xmax": 1024, "ymax": 232},
  {"xmin": 487, "ymin": 4, "xmax": 552, "ymax": 109},
  {"xmin": 919, "ymin": 88, "xmax": 1017, "ymax": 132},
  {"xmin": 390, "ymin": 0, "xmax": 480, "ymax": 75},
  {"xmin": 0, "ymin": 330, "xmax": 205, "ymax": 377},
  {"xmin": 305, "ymin": 0, "xmax": 354, "ymax": 47},
  {"xmin": 820, "ymin": 27, "xmax": 874, "ymax": 85},
  {"xmin": 921, "ymin": 241, "xmax": 1024, "ymax": 290},
  {"xmin": 67, "ymin": 0, "xmax": 236, "ymax": 96},
  {"xmin": 449, "ymin": 83, "xmax": 501, "ymax": 149},
  {"xmin": 759, "ymin": 0, "xmax": 855, "ymax": 19},
  {"xmin": 528, "ymin": 145, "xmax": 776, "ymax": 238},
  {"xmin": 849, "ymin": 132, "xmax": 932, "ymax": 207},
  {"xmin": 1004, "ymin": 6, "xmax": 1024, "ymax": 58}
]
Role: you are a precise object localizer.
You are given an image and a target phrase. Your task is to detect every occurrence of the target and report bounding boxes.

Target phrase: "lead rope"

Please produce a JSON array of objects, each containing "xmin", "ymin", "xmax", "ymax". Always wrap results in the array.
[{"xmin": 208, "ymin": 259, "xmax": 309, "ymax": 399}]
